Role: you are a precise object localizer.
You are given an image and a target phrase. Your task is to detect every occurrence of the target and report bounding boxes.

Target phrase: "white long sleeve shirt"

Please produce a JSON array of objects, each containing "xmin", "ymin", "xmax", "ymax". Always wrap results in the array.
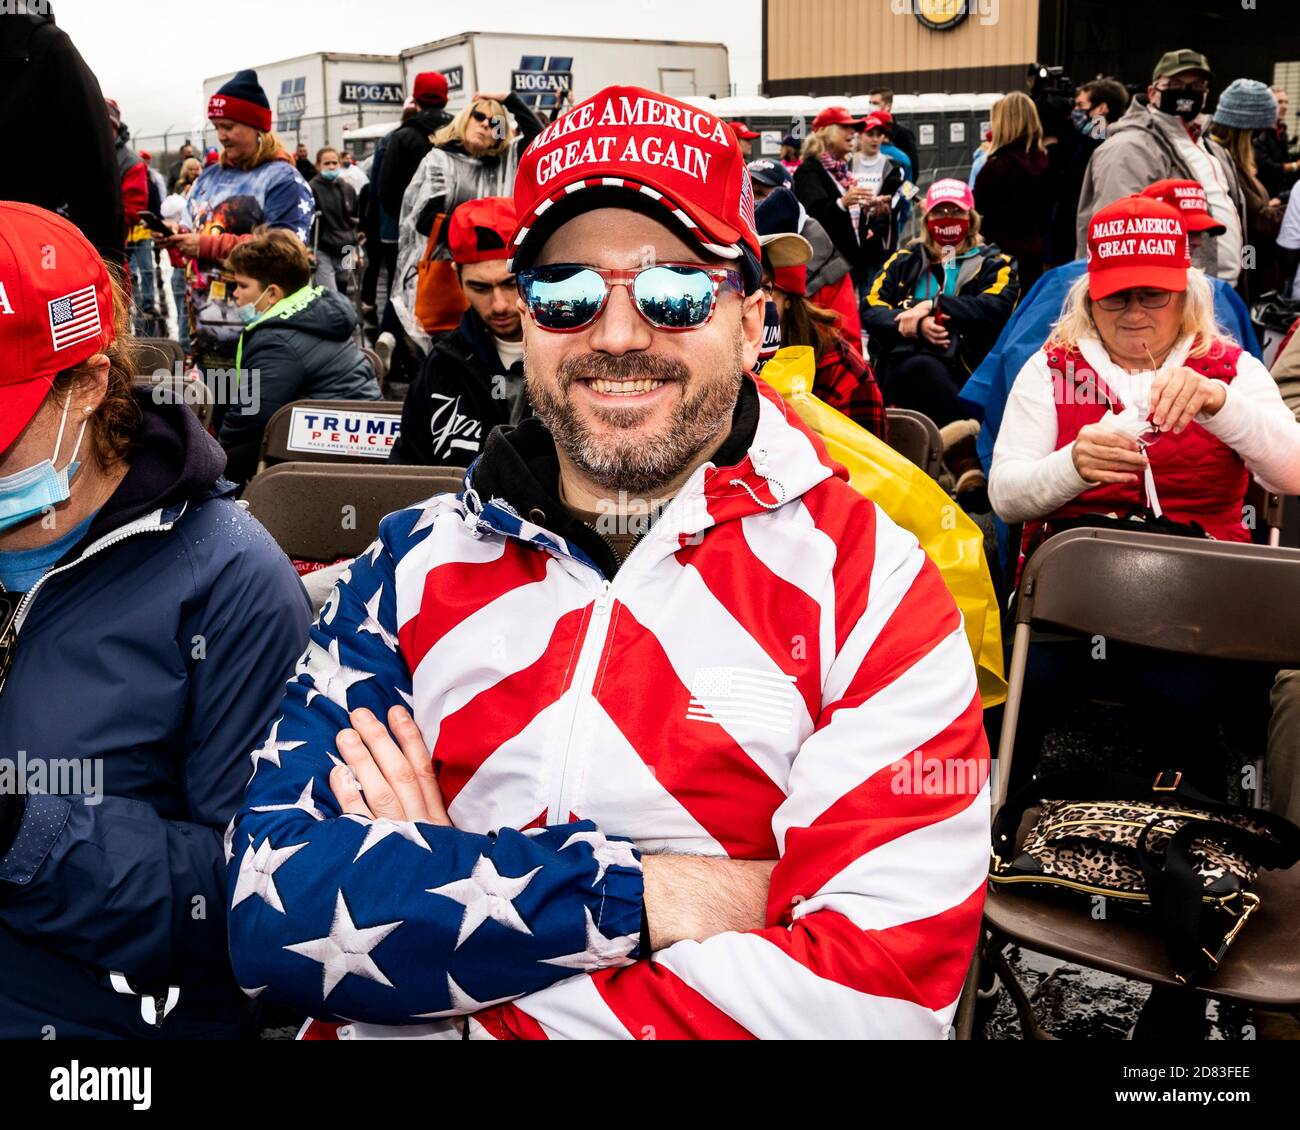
[{"xmin": 990, "ymin": 334, "xmax": 1300, "ymax": 524}]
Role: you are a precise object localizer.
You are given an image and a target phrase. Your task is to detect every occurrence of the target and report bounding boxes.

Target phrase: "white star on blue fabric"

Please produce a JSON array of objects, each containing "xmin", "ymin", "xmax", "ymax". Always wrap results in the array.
[
  {"xmin": 357, "ymin": 585, "xmax": 399, "ymax": 651},
  {"xmin": 284, "ymin": 891, "xmax": 402, "ymax": 999},
  {"xmin": 365, "ymin": 539, "xmax": 385, "ymax": 566},
  {"xmin": 300, "ymin": 637, "xmax": 373, "ymax": 710},
  {"xmin": 250, "ymin": 717, "xmax": 305, "ymax": 775},
  {"xmin": 408, "ymin": 505, "xmax": 439, "ymax": 538},
  {"xmin": 427, "ymin": 856, "xmax": 541, "ymax": 948},
  {"xmin": 231, "ymin": 835, "xmax": 309, "ymax": 912},
  {"xmin": 298, "ymin": 200, "xmax": 312, "ymax": 215},
  {"xmin": 343, "ymin": 814, "xmax": 432, "ymax": 860},
  {"xmin": 540, "ymin": 906, "xmax": 639, "ymax": 972},
  {"xmin": 560, "ymin": 830, "xmax": 641, "ymax": 887},
  {"xmin": 250, "ymin": 779, "xmax": 325, "ymax": 821},
  {"xmin": 411, "ymin": 974, "xmax": 520, "ymax": 1019}
]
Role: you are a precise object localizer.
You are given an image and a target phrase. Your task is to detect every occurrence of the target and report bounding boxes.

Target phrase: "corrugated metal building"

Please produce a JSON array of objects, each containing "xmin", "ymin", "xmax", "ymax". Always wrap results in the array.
[{"xmin": 764, "ymin": 0, "xmax": 1300, "ymax": 98}]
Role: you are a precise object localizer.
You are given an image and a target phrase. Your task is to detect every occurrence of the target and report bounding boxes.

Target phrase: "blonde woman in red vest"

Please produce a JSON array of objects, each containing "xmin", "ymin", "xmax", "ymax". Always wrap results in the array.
[
  {"xmin": 991, "ymin": 194, "xmax": 1300, "ymax": 556},
  {"xmin": 987, "ymin": 196, "xmax": 1294, "ymax": 811},
  {"xmin": 988, "ymin": 195, "xmax": 1300, "ymax": 1037}
]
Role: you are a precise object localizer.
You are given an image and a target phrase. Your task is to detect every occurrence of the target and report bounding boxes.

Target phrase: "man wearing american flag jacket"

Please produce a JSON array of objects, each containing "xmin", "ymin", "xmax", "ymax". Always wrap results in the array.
[{"xmin": 228, "ymin": 86, "xmax": 990, "ymax": 1040}]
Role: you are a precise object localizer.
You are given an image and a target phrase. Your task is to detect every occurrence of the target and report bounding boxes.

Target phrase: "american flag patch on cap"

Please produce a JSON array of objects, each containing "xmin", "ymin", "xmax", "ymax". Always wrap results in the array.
[
  {"xmin": 686, "ymin": 665, "xmax": 797, "ymax": 734},
  {"xmin": 48, "ymin": 285, "xmax": 101, "ymax": 352}
]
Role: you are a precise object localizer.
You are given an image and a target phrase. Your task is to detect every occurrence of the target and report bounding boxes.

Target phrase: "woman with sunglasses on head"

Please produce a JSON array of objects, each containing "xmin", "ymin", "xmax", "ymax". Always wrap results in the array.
[
  {"xmin": 392, "ymin": 92, "xmax": 544, "ymax": 354},
  {"xmin": 0, "ymin": 203, "xmax": 310, "ymax": 1038}
]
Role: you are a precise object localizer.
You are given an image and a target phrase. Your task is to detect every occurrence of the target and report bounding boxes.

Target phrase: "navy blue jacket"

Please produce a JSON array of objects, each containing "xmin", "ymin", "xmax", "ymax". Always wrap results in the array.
[
  {"xmin": 0, "ymin": 393, "xmax": 311, "ymax": 1038},
  {"xmin": 219, "ymin": 285, "xmax": 381, "ymax": 484}
]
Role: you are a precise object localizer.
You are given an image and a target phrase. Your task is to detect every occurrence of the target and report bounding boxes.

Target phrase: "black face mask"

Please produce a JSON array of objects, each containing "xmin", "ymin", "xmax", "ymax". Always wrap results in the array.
[{"xmin": 1156, "ymin": 86, "xmax": 1205, "ymax": 121}]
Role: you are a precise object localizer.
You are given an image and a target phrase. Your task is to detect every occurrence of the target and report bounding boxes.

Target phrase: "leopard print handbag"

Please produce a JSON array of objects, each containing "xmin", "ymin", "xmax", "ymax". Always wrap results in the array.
[{"xmin": 990, "ymin": 769, "xmax": 1300, "ymax": 983}]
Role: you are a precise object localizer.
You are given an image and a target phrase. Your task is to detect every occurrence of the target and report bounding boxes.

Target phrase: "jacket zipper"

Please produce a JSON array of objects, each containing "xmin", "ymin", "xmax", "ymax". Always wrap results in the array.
[
  {"xmin": 549, "ymin": 577, "xmax": 613, "ymax": 824},
  {"xmin": 7, "ymin": 509, "xmax": 182, "ymax": 635}
]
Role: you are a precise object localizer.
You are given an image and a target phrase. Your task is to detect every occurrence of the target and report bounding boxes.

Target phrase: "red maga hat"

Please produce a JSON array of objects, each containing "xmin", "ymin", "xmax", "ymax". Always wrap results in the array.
[
  {"xmin": 1086, "ymin": 195, "xmax": 1191, "ymax": 300},
  {"xmin": 810, "ymin": 106, "xmax": 865, "ymax": 130},
  {"xmin": 727, "ymin": 120, "xmax": 759, "ymax": 140},
  {"xmin": 509, "ymin": 85, "xmax": 761, "ymax": 290},
  {"xmin": 448, "ymin": 197, "xmax": 518, "ymax": 265},
  {"xmin": 0, "ymin": 202, "xmax": 115, "ymax": 454},
  {"xmin": 1140, "ymin": 178, "xmax": 1227, "ymax": 235}
]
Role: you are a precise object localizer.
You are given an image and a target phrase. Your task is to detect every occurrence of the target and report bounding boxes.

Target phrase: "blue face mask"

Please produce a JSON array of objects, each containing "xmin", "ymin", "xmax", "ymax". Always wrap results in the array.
[
  {"xmin": 0, "ymin": 397, "xmax": 88, "ymax": 534},
  {"xmin": 238, "ymin": 288, "xmax": 269, "ymax": 325},
  {"xmin": 321, "ymin": 168, "xmax": 341, "ymax": 181}
]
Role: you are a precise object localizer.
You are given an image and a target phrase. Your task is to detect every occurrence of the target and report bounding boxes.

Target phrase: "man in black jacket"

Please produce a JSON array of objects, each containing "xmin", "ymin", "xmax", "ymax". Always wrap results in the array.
[
  {"xmin": 378, "ymin": 72, "xmax": 453, "ymax": 223},
  {"xmin": 310, "ymin": 147, "xmax": 360, "ymax": 294},
  {"xmin": 390, "ymin": 197, "xmax": 528, "ymax": 466},
  {"xmin": 0, "ymin": 5, "xmax": 124, "ymax": 267},
  {"xmin": 869, "ymin": 88, "xmax": 919, "ymax": 180}
]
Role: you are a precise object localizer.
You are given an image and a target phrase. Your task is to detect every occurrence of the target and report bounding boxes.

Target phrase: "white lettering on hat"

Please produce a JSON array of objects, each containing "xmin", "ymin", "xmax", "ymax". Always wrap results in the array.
[
  {"xmin": 0, "ymin": 281, "xmax": 13, "ymax": 316},
  {"xmin": 535, "ymin": 133, "xmax": 712, "ymax": 188}
]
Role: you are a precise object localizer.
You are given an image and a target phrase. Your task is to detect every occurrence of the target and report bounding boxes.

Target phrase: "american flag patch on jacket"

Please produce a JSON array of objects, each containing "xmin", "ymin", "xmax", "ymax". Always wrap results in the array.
[
  {"xmin": 686, "ymin": 665, "xmax": 798, "ymax": 734},
  {"xmin": 48, "ymin": 285, "xmax": 101, "ymax": 352}
]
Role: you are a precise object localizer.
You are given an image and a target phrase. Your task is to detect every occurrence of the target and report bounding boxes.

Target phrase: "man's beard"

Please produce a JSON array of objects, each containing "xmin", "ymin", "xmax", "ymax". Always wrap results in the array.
[{"xmin": 527, "ymin": 335, "xmax": 745, "ymax": 496}]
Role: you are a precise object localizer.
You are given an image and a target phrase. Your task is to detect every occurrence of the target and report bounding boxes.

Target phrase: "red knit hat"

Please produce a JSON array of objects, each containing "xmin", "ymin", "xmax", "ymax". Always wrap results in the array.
[
  {"xmin": 0, "ymin": 203, "xmax": 115, "ymax": 454},
  {"xmin": 1086, "ymin": 195, "xmax": 1191, "ymax": 300},
  {"xmin": 208, "ymin": 69, "xmax": 272, "ymax": 133}
]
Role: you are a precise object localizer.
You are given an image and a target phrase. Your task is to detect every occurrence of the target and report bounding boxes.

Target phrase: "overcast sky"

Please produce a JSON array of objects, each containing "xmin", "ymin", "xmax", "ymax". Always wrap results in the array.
[{"xmin": 53, "ymin": 0, "xmax": 762, "ymax": 142}]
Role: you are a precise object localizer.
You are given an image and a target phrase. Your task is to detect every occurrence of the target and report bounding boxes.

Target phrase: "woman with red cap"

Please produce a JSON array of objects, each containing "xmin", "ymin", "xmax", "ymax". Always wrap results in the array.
[
  {"xmin": 863, "ymin": 178, "xmax": 1019, "ymax": 505},
  {"xmin": 991, "ymin": 193, "xmax": 1300, "ymax": 555},
  {"xmin": 157, "ymin": 69, "xmax": 314, "ymax": 370},
  {"xmin": 0, "ymin": 202, "xmax": 309, "ymax": 1037}
]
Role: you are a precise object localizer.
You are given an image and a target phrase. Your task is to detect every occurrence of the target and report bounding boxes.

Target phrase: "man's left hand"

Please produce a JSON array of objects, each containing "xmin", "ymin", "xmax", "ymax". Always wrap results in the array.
[{"xmin": 328, "ymin": 706, "xmax": 452, "ymax": 825}]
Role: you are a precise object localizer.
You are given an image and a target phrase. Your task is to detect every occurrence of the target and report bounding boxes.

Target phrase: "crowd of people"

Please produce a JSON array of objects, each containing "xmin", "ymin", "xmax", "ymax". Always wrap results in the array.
[{"xmin": 1, "ymin": 0, "xmax": 1299, "ymax": 1044}]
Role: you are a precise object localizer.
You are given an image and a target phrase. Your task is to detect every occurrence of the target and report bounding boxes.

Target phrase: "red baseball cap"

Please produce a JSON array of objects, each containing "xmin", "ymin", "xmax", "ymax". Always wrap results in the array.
[
  {"xmin": 1086, "ymin": 195, "xmax": 1191, "ymax": 300},
  {"xmin": 924, "ymin": 178, "xmax": 975, "ymax": 212},
  {"xmin": 412, "ymin": 71, "xmax": 449, "ymax": 107},
  {"xmin": 811, "ymin": 106, "xmax": 865, "ymax": 131},
  {"xmin": 448, "ymin": 197, "xmax": 518, "ymax": 265},
  {"xmin": 727, "ymin": 120, "xmax": 759, "ymax": 140},
  {"xmin": 862, "ymin": 113, "xmax": 891, "ymax": 134},
  {"xmin": 1140, "ymin": 178, "xmax": 1227, "ymax": 235},
  {"xmin": 0, "ymin": 202, "xmax": 115, "ymax": 454},
  {"xmin": 509, "ymin": 85, "xmax": 761, "ymax": 291}
]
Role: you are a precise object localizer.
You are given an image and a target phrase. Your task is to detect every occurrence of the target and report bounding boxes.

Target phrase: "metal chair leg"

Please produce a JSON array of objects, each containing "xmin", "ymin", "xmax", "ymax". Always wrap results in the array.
[{"xmin": 986, "ymin": 932, "xmax": 1058, "ymax": 1040}]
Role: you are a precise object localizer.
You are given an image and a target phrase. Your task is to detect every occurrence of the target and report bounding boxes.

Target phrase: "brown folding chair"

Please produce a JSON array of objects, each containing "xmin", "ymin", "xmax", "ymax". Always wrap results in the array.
[
  {"xmin": 242, "ymin": 462, "xmax": 466, "ymax": 562},
  {"xmin": 134, "ymin": 337, "xmax": 184, "ymax": 375},
  {"xmin": 360, "ymin": 346, "xmax": 386, "ymax": 386},
  {"xmin": 956, "ymin": 527, "xmax": 1300, "ymax": 1039},
  {"xmin": 257, "ymin": 399, "xmax": 406, "ymax": 472},
  {"xmin": 132, "ymin": 374, "xmax": 215, "ymax": 431},
  {"xmin": 885, "ymin": 407, "xmax": 944, "ymax": 480}
]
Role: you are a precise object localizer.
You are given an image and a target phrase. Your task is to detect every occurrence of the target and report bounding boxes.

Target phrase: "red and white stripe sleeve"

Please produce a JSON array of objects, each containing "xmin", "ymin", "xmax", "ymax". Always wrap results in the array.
[{"xmin": 470, "ymin": 501, "xmax": 990, "ymax": 1040}]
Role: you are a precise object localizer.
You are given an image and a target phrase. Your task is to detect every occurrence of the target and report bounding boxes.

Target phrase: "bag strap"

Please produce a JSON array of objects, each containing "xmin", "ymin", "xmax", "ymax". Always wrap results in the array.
[
  {"xmin": 992, "ymin": 768, "xmax": 1223, "ymax": 858},
  {"xmin": 1138, "ymin": 816, "xmax": 1300, "ymax": 981}
]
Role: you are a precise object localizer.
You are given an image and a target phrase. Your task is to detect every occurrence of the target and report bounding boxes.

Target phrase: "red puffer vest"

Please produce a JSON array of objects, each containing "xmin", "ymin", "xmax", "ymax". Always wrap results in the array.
[{"xmin": 1019, "ymin": 340, "xmax": 1250, "ymax": 565}]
